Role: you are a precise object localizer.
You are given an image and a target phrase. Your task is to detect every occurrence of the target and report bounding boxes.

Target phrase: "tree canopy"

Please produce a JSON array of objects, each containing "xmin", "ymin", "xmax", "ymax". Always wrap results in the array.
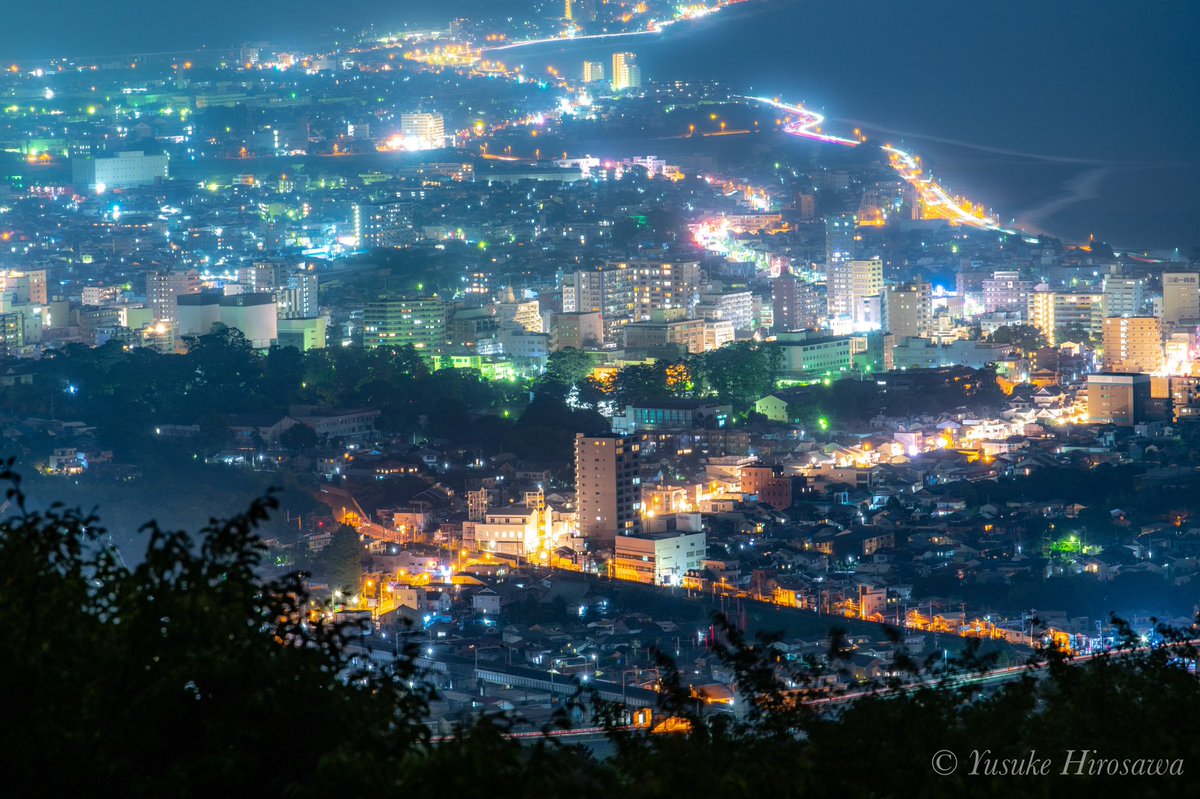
[
  {"xmin": 313, "ymin": 523, "xmax": 367, "ymax": 591},
  {"xmin": 990, "ymin": 324, "xmax": 1047, "ymax": 352},
  {"xmin": 0, "ymin": 338, "xmax": 522, "ymax": 460}
]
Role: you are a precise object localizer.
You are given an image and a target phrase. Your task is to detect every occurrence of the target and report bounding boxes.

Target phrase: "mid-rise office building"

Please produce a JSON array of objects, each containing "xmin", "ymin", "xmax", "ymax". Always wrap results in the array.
[
  {"xmin": 614, "ymin": 530, "xmax": 706, "ymax": 585},
  {"xmin": 1162, "ymin": 272, "xmax": 1200, "ymax": 325},
  {"xmin": 741, "ymin": 465, "xmax": 793, "ymax": 510},
  {"xmin": 551, "ymin": 311, "xmax": 603, "ymax": 351},
  {"xmin": 775, "ymin": 331, "xmax": 854, "ymax": 378},
  {"xmin": 0, "ymin": 270, "xmax": 48, "ymax": 306},
  {"xmin": 696, "ymin": 288, "xmax": 753, "ymax": 332},
  {"xmin": 469, "ymin": 507, "xmax": 550, "ymax": 558},
  {"xmin": 277, "ymin": 316, "xmax": 327, "ymax": 351},
  {"xmin": 622, "ymin": 315, "xmax": 706, "ymax": 355},
  {"xmin": 1087, "ymin": 373, "xmax": 1151, "ymax": 426},
  {"xmin": 0, "ymin": 312, "xmax": 24, "ymax": 357}
]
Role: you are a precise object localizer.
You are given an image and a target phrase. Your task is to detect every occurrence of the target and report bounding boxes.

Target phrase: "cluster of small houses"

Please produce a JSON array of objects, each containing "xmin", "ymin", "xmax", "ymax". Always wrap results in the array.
[{"xmin": 10, "ymin": 372, "xmax": 1198, "ymax": 651}]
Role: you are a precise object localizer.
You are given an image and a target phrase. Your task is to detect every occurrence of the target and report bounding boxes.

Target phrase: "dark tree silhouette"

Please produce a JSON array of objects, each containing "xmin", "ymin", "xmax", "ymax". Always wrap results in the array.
[
  {"xmin": 279, "ymin": 421, "xmax": 319, "ymax": 452},
  {"xmin": 1, "ymin": 464, "xmax": 1196, "ymax": 797}
]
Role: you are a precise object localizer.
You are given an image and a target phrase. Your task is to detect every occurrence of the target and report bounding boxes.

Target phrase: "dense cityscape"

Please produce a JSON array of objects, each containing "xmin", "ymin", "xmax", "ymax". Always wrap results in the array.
[{"xmin": 1, "ymin": 0, "xmax": 1197, "ymax": 793}]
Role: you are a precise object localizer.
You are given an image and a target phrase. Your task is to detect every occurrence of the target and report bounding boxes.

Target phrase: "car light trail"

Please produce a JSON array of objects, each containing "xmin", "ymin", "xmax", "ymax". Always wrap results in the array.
[
  {"xmin": 749, "ymin": 96, "xmax": 1013, "ymax": 233},
  {"xmin": 482, "ymin": 0, "xmax": 746, "ymax": 52},
  {"xmin": 747, "ymin": 96, "xmax": 861, "ymax": 146},
  {"xmin": 882, "ymin": 144, "xmax": 1012, "ymax": 232},
  {"xmin": 483, "ymin": 28, "xmax": 666, "ymax": 52}
]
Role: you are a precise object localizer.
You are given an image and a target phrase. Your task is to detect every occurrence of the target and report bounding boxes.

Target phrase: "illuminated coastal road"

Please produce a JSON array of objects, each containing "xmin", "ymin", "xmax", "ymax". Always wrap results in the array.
[
  {"xmin": 482, "ymin": 28, "xmax": 666, "ymax": 53},
  {"xmin": 405, "ymin": 9, "xmax": 1015, "ymax": 237},
  {"xmin": 881, "ymin": 143, "xmax": 1012, "ymax": 232},
  {"xmin": 749, "ymin": 96, "xmax": 1013, "ymax": 233},
  {"xmin": 748, "ymin": 96, "xmax": 862, "ymax": 147},
  {"xmin": 480, "ymin": 1, "xmax": 742, "ymax": 53}
]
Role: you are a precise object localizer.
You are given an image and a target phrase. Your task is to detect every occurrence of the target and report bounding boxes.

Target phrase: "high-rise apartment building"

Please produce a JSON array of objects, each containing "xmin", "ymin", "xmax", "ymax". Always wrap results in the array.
[
  {"xmin": 563, "ymin": 260, "xmax": 700, "ymax": 342},
  {"xmin": 353, "ymin": 200, "xmax": 415, "ymax": 248},
  {"xmin": 563, "ymin": 264, "xmax": 636, "ymax": 343},
  {"xmin": 772, "ymin": 276, "xmax": 823, "ymax": 332},
  {"xmin": 824, "ymin": 212, "xmax": 859, "ymax": 266},
  {"xmin": 982, "ymin": 270, "xmax": 1035, "ymax": 313},
  {"xmin": 883, "ymin": 282, "xmax": 932, "ymax": 339},
  {"xmin": 277, "ymin": 274, "xmax": 319, "ymax": 320},
  {"xmin": 1026, "ymin": 288, "xmax": 1056, "ymax": 342},
  {"xmin": 827, "ymin": 258, "xmax": 883, "ymax": 323},
  {"xmin": 399, "ymin": 113, "xmax": 446, "ymax": 149},
  {"xmin": 363, "ymin": 297, "xmax": 448, "ymax": 353},
  {"xmin": 575, "ymin": 432, "xmax": 641, "ymax": 544},
  {"xmin": 626, "ymin": 260, "xmax": 701, "ymax": 321},
  {"xmin": 146, "ymin": 269, "xmax": 200, "ymax": 322},
  {"xmin": 1027, "ymin": 289, "xmax": 1103, "ymax": 345},
  {"xmin": 611, "ymin": 52, "xmax": 641, "ymax": 90},
  {"xmin": 1102, "ymin": 274, "xmax": 1146, "ymax": 318},
  {"xmin": 1102, "ymin": 316, "xmax": 1163, "ymax": 374},
  {"xmin": 582, "ymin": 60, "xmax": 605, "ymax": 83},
  {"xmin": 1055, "ymin": 291, "xmax": 1104, "ymax": 342}
]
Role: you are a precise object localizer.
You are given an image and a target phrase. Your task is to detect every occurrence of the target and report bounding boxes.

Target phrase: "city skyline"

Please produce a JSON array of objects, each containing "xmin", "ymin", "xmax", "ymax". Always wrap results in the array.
[{"xmin": 3, "ymin": 1, "xmax": 1195, "ymax": 249}]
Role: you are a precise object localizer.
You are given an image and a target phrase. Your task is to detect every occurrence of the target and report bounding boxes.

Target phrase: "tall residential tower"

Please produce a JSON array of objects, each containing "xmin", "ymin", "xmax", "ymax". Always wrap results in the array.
[{"xmin": 575, "ymin": 433, "xmax": 641, "ymax": 544}]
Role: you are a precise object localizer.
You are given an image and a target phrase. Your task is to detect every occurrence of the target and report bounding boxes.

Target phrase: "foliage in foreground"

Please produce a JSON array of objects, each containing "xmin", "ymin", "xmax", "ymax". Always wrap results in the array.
[{"xmin": 0, "ymin": 463, "xmax": 1197, "ymax": 798}]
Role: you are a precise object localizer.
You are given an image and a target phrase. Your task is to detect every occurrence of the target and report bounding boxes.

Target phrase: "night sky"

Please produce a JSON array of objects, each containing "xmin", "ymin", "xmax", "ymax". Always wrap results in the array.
[{"xmin": 5, "ymin": 0, "xmax": 1197, "ymax": 250}]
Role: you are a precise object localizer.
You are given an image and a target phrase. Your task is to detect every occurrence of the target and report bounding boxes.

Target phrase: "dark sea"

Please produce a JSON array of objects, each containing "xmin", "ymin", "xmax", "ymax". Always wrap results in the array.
[{"xmin": 7, "ymin": 0, "xmax": 1197, "ymax": 252}]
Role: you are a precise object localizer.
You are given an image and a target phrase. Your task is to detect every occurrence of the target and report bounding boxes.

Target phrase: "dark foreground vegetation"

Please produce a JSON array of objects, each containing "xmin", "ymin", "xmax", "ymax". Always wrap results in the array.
[{"xmin": 1, "ymin": 462, "xmax": 1196, "ymax": 798}]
